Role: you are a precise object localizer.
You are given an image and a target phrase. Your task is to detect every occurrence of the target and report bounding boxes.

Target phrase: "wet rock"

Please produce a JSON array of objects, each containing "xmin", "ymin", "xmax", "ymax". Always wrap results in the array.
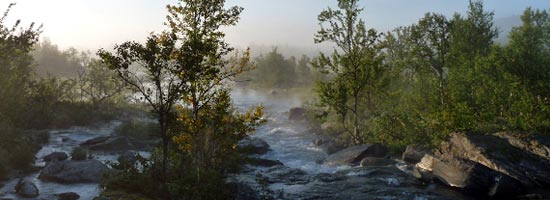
[
  {"xmin": 15, "ymin": 179, "xmax": 39, "ymax": 198},
  {"xmin": 56, "ymin": 192, "xmax": 80, "ymax": 200},
  {"xmin": 440, "ymin": 132, "xmax": 550, "ymax": 188},
  {"xmin": 80, "ymin": 136, "xmax": 111, "ymax": 146},
  {"xmin": 402, "ymin": 145, "xmax": 426, "ymax": 164},
  {"xmin": 314, "ymin": 173, "xmax": 347, "ymax": 182},
  {"xmin": 43, "ymin": 152, "xmax": 69, "ymax": 162},
  {"xmin": 319, "ymin": 140, "xmax": 345, "ymax": 155},
  {"xmin": 246, "ymin": 157, "xmax": 283, "ymax": 167},
  {"xmin": 324, "ymin": 144, "xmax": 388, "ymax": 166},
  {"xmin": 237, "ymin": 137, "xmax": 270, "ymax": 155},
  {"xmin": 227, "ymin": 182, "xmax": 261, "ymax": 200},
  {"xmin": 359, "ymin": 157, "xmax": 397, "ymax": 167},
  {"xmin": 312, "ymin": 138, "xmax": 327, "ymax": 146},
  {"xmin": 338, "ymin": 166, "xmax": 405, "ymax": 177},
  {"xmin": 288, "ymin": 107, "xmax": 307, "ymax": 121},
  {"xmin": 262, "ymin": 165, "xmax": 309, "ymax": 184},
  {"xmin": 86, "ymin": 136, "xmax": 137, "ymax": 152},
  {"xmin": 39, "ymin": 159, "xmax": 109, "ymax": 183},
  {"xmin": 118, "ymin": 151, "xmax": 137, "ymax": 164}
]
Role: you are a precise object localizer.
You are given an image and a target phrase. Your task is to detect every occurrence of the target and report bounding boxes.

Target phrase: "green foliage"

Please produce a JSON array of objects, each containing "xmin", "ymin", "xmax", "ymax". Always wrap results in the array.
[
  {"xmin": 71, "ymin": 147, "xmax": 88, "ymax": 160},
  {"xmin": 115, "ymin": 120, "xmax": 159, "ymax": 139},
  {"xmin": 312, "ymin": 0, "xmax": 386, "ymax": 144},
  {"xmin": 32, "ymin": 39, "xmax": 86, "ymax": 77}
]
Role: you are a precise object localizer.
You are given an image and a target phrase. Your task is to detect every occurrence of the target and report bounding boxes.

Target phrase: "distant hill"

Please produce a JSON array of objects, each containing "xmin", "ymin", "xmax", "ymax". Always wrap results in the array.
[{"xmin": 494, "ymin": 15, "xmax": 522, "ymax": 45}]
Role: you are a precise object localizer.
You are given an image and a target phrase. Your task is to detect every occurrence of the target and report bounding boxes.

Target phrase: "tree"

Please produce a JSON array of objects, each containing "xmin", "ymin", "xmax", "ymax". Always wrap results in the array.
[
  {"xmin": 312, "ymin": 0, "xmax": 385, "ymax": 144},
  {"xmin": 80, "ymin": 59, "xmax": 125, "ymax": 108},
  {"xmin": 98, "ymin": 32, "xmax": 181, "ymax": 182}
]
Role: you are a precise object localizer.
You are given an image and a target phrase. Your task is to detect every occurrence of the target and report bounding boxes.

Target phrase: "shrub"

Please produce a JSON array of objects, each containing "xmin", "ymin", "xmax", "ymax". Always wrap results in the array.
[
  {"xmin": 114, "ymin": 120, "xmax": 159, "ymax": 139},
  {"xmin": 71, "ymin": 147, "xmax": 88, "ymax": 160}
]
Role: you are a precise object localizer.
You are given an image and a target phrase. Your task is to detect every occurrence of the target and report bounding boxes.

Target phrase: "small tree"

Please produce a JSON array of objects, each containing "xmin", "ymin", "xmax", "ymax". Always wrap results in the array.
[{"xmin": 312, "ymin": 0, "xmax": 385, "ymax": 144}]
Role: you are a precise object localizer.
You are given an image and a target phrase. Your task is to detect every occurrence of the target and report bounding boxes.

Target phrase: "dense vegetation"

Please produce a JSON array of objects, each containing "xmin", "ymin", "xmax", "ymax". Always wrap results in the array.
[
  {"xmin": 0, "ymin": 3, "xmax": 130, "ymax": 179},
  {"xmin": 98, "ymin": 0, "xmax": 264, "ymax": 199},
  {"xmin": 310, "ymin": 0, "xmax": 550, "ymax": 151}
]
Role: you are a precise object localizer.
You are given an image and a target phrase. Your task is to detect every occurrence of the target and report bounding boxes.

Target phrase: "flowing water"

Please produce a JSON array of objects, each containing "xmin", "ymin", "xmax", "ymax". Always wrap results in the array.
[{"xmin": 0, "ymin": 88, "xmax": 470, "ymax": 200}]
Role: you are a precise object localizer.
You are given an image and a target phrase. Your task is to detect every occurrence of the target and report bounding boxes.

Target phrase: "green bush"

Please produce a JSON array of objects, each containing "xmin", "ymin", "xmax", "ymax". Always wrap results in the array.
[
  {"xmin": 114, "ymin": 120, "xmax": 159, "ymax": 139},
  {"xmin": 71, "ymin": 147, "xmax": 88, "ymax": 160}
]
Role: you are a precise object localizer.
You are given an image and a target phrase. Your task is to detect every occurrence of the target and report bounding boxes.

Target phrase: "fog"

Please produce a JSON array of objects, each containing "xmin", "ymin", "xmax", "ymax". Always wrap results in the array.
[{"xmin": 3, "ymin": 0, "xmax": 549, "ymax": 55}]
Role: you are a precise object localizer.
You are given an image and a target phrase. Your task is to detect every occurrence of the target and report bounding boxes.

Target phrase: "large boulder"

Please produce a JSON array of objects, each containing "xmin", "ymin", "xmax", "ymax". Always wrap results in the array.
[
  {"xmin": 319, "ymin": 140, "xmax": 346, "ymax": 155},
  {"xmin": 402, "ymin": 145, "xmax": 426, "ymax": 164},
  {"xmin": 43, "ymin": 152, "xmax": 69, "ymax": 162},
  {"xmin": 493, "ymin": 132, "xmax": 550, "ymax": 160},
  {"xmin": 15, "ymin": 179, "xmax": 39, "ymax": 198},
  {"xmin": 83, "ymin": 136, "xmax": 137, "ymax": 152},
  {"xmin": 359, "ymin": 157, "xmax": 396, "ymax": 167},
  {"xmin": 288, "ymin": 107, "xmax": 307, "ymax": 121},
  {"xmin": 39, "ymin": 160, "xmax": 109, "ymax": 183},
  {"xmin": 440, "ymin": 132, "xmax": 550, "ymax": 188},
  {"xmin": 324, "ymin": 144, "xmax": 388, "ymax": 166},
  {"xmin": 260, "ymin": 165, "xmax": 309, "ymax": 185},
  {"xmin": 80, "ymin": 136, "xmax": 111, "ymax": 146},
  {"xmin": 56, "ymin": 192, "xmax": 80, "ymax": 200},
  {"xmin": 237, "ymin": 137, "xmax": 270, "ymax": 155}
]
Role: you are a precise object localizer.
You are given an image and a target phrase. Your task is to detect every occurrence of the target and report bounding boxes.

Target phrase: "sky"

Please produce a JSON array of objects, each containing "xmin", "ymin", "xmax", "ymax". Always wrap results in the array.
[{"xmin": 2, "ymin": 0, "xmax": 550, "ymax": 53}]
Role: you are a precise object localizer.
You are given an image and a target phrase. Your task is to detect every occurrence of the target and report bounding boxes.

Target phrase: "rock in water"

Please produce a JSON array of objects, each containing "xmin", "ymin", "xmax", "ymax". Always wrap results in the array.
[
  {"xmin": 402, "ymin": 145, "xmax": 426, "ymax": 164},
  {"xmin": 43, "ymin": 152, "xmax": 69, "ymax": 162},
  {"xmin": 359, "ymin": 157, "xmax": 397, "ymax": 167},
  {"xmin": 441, "ymin": 132, "xmax": 550, "ymax": 188},
  {"xmin": 39, "ymin": 160, "xmax": 109, "ymax": 183},
  {"xmin": 15, "ymin": 179, "xmax": 39, "ymax": 198},
  {"xmin": 56, "ymin": 192, "xmax": 80, "ymax": 200},
  {"xmin": 80, "ymin": 136, "xmax": 111, "ymax": 146},
  {"xmin": 237, "ymin": 137, "xmax": 270, "ymax": 155},
  {"xmin": 324, "ymin": 144, "xmax": 388, "ymax": 166},
  {"xmin": 288, "ymin": 107, "xmax": 307, "ymax": 121}
]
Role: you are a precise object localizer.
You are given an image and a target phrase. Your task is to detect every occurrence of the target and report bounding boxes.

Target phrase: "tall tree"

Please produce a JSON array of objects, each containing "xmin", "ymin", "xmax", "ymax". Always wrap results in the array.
[{"xmin": 312, "ymin": 0, "xmax": 384, "ymax": 144}]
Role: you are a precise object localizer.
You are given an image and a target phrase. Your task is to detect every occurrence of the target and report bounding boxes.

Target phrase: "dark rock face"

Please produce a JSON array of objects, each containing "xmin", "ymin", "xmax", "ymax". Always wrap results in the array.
[
  {"xmin": 359, "ymin": 157, "xmax": 397, "ymax": 167},
  {"xmin": 412, "ymin": 132, "xmax": 550, "ymax": 198},
  {"xmin": 43, "ymin": 152, "xmax": 69, "ymax": 162},
  {"xmin": 228, "ymin": 182, "xmax": 261, "ymax": 200},
  {"xmin": 261, "ymin": 165, "xmax": 309, "ymax": 184},
  {"xmin": 319, "ymin": 140, "xmax": 345, "ymax": 155},
  {"xmin": 39, "ymin": 160, "xmax": 109, "ymax": 183},
  {"xmin": 402, "ymin": 145, "xmax": 426, "ymax": 164},
  {"xmin": 441, "ymin": 132, "xmax": 550, "ymax": 188},
  {"xmin": 118, "ymin": 151, "xmax": 137, "ymax": 164},
  {"xmin": 246, "ymin": 157, "xmax": 283, "ymax": 167},
  {"xmin": 86, "ymin": 137, "xmax": 136, "ymax": 151},
  {"xmin": 15, "ymin": 179, "xmax": 39, "ymax": 198},
  {"xmin": 237, "ymin": 137, "xmax": 270, "ymax": 155},
  {"xmin": 314, "ymin": 173, "xmax": 347, "ymax": 182},
  {"xmin": 288, "ymin": 107, "xmax": 307, "ymax": 121},
  {"xmin": 80, "ymin": 136, "xmax": 111, "ymax": 146},
  {"xmin": 324, "ymin": 144, "xmax": 388, "ymax": 166},
  {"xmin": 56, "ymin": 192, "xmax": 80, "ymax": 200}
]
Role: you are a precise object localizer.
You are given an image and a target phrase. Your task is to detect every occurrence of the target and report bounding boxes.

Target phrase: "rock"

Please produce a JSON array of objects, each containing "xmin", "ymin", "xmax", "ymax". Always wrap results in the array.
[
  {"xmin": 319, "ymin": 140, "xmax": 345, "ymax": 155},
  {"xmin": 56, "ymin": 192, "xmax": 80, "ymax": 200},
  {"xmin": 237, "ymin": 137, "xmax": 270, "ymax": 155},
  {"xmin": 324, "ymin": 144, "xmax": 388, "ymax": 166},
  {"xmin": 80, "ymin": 136, "xmax": 111, "ymax": 146},
  {"xmin": 440, "ymin": 132, "xmax": 550, "ymax": 188},
  {"xmin": 43, "ymin": 152, "xmax": 69, "ymax": 162},
  {"xmin": 246, "ymin": 157, "xmax": 283, "ymax": 167},
  {"xmin": 402, "ymin": 145, "xmax": 426, "ymax": 164},
  {"xmin": 312, "ymin": 138, "xmax": 327, "ymax": 146},
  {"xmin": 15, "ymin": 179, "xmax": 39, "ymax": 198},
  {"xmin": 493, "ymin": 132, "xmax": 550, "ymax": 160},
  {"xmin": 270, "ymin": 90, "xmax": 278, "ymax": 96},
  {"xmin": 39, "ymin": 160, "xmax": 109, "ymax": 183},
  {"xmin": 288, "ymin": 107, "xmax": 307, "ymax": 121},
  {"xmin": 359, "ymin": 157, "xmax": 397, "ymax": 167},
  {"xmin": 118, "ymin": 151, "xmax": 137, "ymax": 164},
  {"xmin": 228, "ymin": 182, "xmax": 261, "ymax": 200},
  {"xmin": 314, "ymin": 173, "xmax": 347, "ymax": 182},
  {"xmin": 86, "ymin": 137, "xmax": 137, "ymax": 152},
  {"xmin": 261, "ymin": 165, "xmax": 309, "ymax": 184}
]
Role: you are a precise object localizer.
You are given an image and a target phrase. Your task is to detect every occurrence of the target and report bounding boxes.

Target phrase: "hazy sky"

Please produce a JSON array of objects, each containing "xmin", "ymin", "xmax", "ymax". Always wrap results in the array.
[{"xmin": 2, "ymin": 0, "xmax": 550, "ymax": 52}]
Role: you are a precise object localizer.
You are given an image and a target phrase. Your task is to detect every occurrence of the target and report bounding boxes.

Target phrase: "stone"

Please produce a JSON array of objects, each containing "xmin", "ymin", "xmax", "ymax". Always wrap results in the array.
[
  {"xmin": 246, "ymin": 157, "xmax": 283, "ymax": 167},
  {"xmin": 288, "ymin": 107, "xmax": 307, "ymax": 121},
  {"xmin": 56, "ymin": 192, "xmax": 80, "ymax": 200},
  {"xmin": 118, "ymin": 151, "xmax": 137, "ymax": 164},
  {"xmin": 80, "ymin": 136, "xmax": 111, "ymax": 146},
  {"xmin": 39, "ymin": 160, "xmax": 109, "ymax": 183},
  {"xmin": 43, "ymin": 152, "xmax": 69, "ymax": 162},
  {"xmin": 237, "ymin": 137, "xmax": 270, "ymax": 155},
  {"xmin": 14, "ymin": 179, "xmax": 39, "ymax": 198},
  {"xmin": 402, "ymin": 145, "xmax": 426, "ymax": 164},
  {"xmin": 324, "ymin": 144, "xmax": 388, "ymax": 166},
  {"xmin": 359, "ymin": 157, "xmax": 397, "ymax": 167},
  {"xmin": 86, "ymin": 137, "xmax": 137, "ymax": 152}
]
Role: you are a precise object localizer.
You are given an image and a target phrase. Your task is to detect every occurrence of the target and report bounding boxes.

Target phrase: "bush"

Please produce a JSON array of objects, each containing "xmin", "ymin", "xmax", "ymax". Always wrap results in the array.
[
  {"xmin": 71, "ymin": 147, "xmax": 88, "ymax": 160},
  {"xmin": 114, "ymin": 120, "xmax": 159, "ymax": 139}
]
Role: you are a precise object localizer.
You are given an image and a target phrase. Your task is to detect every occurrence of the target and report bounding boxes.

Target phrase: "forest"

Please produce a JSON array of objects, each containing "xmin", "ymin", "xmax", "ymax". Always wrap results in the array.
[{"xmin": 1, "ymin": 0, "xmax": 550, "ymax": 199}]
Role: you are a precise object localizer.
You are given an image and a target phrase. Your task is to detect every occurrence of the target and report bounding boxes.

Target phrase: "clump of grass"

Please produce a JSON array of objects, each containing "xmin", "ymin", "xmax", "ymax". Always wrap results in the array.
[{"xmin": 71, "ymin": 147, "xmax": 88, "ymax": 160}]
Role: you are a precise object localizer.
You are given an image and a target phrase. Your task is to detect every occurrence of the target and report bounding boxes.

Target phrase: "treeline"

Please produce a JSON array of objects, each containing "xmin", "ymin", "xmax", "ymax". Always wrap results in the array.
[
  {"xmin": 0, "ymin": 4, "xmax": 128, "ymax": 178},
  {"xmin": 311, "ymin": 0, "xmax": 550, "ymax": 150},
  {"xmin": 238, "ymin": 48, "xmax": 322, "ymax": 89}
]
